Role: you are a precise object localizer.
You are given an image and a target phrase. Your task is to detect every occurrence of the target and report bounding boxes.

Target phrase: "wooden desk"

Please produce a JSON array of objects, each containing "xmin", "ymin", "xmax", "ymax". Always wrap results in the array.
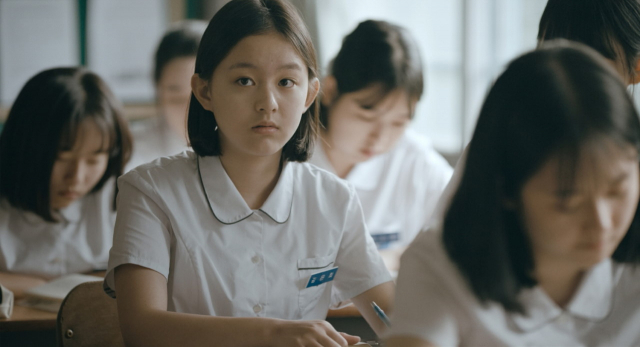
[
  {"xmin": 0, "ymin": 305, "xmax": 56, "ymax": 332},
  {"xmin": 0, "ymin": 271, "xmax": 105, "ymax": 332}
]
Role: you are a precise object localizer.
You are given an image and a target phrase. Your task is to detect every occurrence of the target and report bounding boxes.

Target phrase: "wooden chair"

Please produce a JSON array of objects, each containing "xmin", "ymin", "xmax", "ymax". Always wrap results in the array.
[{"xmin": 56, "ymin": 281, "xmax": 125, "ymax": 347}]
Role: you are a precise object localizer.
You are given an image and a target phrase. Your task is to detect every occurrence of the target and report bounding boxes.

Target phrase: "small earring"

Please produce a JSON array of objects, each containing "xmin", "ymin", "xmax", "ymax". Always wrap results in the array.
[{"xmin": 214, "ymin": 125, "xmax": 218, "ymax": 131}]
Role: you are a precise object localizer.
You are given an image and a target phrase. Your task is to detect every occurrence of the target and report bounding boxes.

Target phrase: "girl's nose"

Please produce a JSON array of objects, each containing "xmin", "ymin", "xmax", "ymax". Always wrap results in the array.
[
  {"xmin": 584, "ymin": 198, "xmax": 613, "ymax": 235},
  {"xmin": 65, "ymin": 160, "xmax": 86, "ymax": 185},
  {"xmin": 255, "ymin": 86, "xmax": 278, "ymax": 114}
]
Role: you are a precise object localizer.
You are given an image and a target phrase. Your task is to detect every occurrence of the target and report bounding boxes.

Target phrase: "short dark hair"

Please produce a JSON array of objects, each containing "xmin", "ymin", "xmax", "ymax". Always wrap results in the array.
[
  {"xmin": 538, "ymin": 0, "xmax": 640, "ymax": 80},
  {"xmin": 0, "ymin": 67, "xmax": 133, "ymax": 222},
  {"xmin": 153, "ymin": 21, "xmax": 206, "ymax": 85},
  {"xmin": 187, "ymin": 0, "xmax": 319, "ymax": 161},
  {"xmin": 443, "ymin": 41, "xmax": 640, "ymax": 313},
  {"xmin": 320, "ymin": 20, "xmax": 424, "ymax": 128}
]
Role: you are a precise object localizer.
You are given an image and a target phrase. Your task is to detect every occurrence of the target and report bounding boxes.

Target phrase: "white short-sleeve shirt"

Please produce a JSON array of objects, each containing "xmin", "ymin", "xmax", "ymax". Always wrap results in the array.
[
  {"xmin": 105, "ymin": 151, "xmax": 391, "ymax": 319},
  {"xmin": 389, "ymin": 228, "xmax": 640, "ymax": 347},
  {"xmin": 309, "ymin": 130, "xmax": 452, "ymax": 250},
  {"xmin": 0, "ymin": 180, "xmax": 116, "ymax": 279}
]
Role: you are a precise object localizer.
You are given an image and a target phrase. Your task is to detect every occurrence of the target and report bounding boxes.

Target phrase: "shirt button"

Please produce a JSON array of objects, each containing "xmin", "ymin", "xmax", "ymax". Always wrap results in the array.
[
  {"xmin": 52, "ymin": 257, "xmax": 62, "ymax": 264},
  {"xmin": 251, "ymin": 255, "xmax": 261, "ymax": 264},
  {"xmin": 253, "ymin": 304, "xmax": 262, "ymax": 313}
]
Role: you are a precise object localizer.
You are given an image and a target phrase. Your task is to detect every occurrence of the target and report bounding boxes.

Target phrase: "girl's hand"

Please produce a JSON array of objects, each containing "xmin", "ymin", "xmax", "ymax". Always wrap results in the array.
[{"xmin": 268, "ymin": 319, "xmax": 361, "ymax": 346}]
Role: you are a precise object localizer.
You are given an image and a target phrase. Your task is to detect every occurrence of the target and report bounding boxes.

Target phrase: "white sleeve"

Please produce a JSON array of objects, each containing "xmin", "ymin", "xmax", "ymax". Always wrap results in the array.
[
  {"xmin": 389, "ymin": 232, "xmax": 461, "ymax": 347},
  {"xmin": 331, "ymin": 185, "xmax": 393, "ymax": 304},
  {"xmin": 103, "ymin": 171, "xmax": 172, "ymax": 298}
]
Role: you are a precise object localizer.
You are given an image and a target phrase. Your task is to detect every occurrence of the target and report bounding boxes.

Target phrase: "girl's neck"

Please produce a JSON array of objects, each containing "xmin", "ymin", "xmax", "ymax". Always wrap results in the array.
[
  {"xmin": 535, "ymin": 259, "xmax": 585, "ymax": 308},
  {"xmin": 219, "ymin": 150, "xmax": 282, "ymax": 210},
  {"xmin": 321, "ymin": 133, "xmax": 355, "ymax": 179}
]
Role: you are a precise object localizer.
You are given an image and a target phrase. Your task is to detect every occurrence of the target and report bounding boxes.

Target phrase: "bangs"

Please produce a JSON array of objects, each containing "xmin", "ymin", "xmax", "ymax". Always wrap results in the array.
[
  {"xmin": 553, "ymin": 132, "xmax": 640, "ymax": 203},
  {"xmin": 57, "ymin": 114, "xmax": 117, "ymax": 157}
]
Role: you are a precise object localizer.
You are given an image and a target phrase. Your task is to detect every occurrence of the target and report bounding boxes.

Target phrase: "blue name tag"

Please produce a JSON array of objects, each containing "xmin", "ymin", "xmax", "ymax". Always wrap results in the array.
[
  {"xmin": 372, "ymin": 232, "xmax": 400, "ymax": 249},
  {"xmin": 306, "ymin": 266, "xmax": 339, "ymax": 288}
]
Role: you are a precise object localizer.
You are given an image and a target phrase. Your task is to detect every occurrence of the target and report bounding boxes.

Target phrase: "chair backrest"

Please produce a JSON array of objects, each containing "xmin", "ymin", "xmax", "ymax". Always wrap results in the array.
[{"xmin": 56, "ymin": 281, "xmax": 125, "ymax": 347}]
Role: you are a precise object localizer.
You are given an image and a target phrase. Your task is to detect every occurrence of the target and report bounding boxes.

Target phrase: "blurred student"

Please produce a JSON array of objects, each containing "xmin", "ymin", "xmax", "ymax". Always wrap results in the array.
[
  {"xmin": 127, "ymin": 21, "xmax": 206, "ymax": 170},
  {"xmin": 432, "ymin": 0, "xmax": 640, "ymax": 225},
  {"xmin": 387, "ymin": 42, "xmax": 640, "ymax": 346},
  {"xmin": 0, "ymin": 67, "xmax": 132, "ymax": 296},
  {"xmin": 105, "ymin": 1, "xmax": 393, "ymax": 346},
  {"xmin": 310, "ymin": 20, "xmax": 452, "ymax": 271}
]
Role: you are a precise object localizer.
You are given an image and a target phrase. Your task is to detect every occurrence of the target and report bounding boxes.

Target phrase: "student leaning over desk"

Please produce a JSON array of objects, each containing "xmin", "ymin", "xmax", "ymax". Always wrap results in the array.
[
  {"xmin": 0, "ymin": 67, "xmax": 132, "ymax": 296},
  {"xmin": 387, "ymin": 42, "xmax": 640, "ymax": 347},
  {"xmin": 309, "ymin": 20, "xmax": 452, "ymax": 272},
  {"xmin": 126, "ymin": 20, "xmax": 207, "ymax": 171},
  {"xmin": 431, "ymin": 0, "xmax": 640, "ymax": 225},
  {"xmin": 104, "ymin": 1, "xmax": 394, "ymax": 346}
]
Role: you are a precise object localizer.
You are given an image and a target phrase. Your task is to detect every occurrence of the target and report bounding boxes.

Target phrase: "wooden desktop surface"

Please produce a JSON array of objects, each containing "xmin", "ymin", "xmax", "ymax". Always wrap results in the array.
[
  {"xmin": 0, "ymin": 271, "xmax": 106, "ymax": 332},
  {"xmin": 0, "ymin": 305, "xmax": 56, "ymax": 332}
]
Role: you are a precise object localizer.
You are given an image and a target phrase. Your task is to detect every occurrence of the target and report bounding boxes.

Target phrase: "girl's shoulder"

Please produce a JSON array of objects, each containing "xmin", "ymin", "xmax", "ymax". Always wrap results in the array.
[{"xmin": 123, "ymin": 150, "xmax": 196, "ymax": 181}]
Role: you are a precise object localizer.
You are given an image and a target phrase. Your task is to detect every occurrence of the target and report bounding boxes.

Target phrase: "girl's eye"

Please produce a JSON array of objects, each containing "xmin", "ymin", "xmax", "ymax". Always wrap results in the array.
[
  {"xmin": 359, "ymin": 104, "xmax": 375, "ymax": 110},
  {"xmin": 279, "ymin": 79, "xmax": 295, "ymax": 88},
  {"xmin": 357, "ymin": 112, "xmax": 376, "ymax": 122},
  {"xmin": 236, "ymin": 78, "xmax": 254, "ymax": 86}
]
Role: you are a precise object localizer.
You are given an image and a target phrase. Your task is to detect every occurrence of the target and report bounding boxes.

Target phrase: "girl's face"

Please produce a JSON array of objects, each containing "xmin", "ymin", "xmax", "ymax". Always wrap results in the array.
[
  {"xmin": 322, "ymin": 84, "xmax": 413, "ymax": 164},
  {"xmin": 49, "ymin": 120, "xmax": 110, "ymax": 209},
  {"xmin": 157, "ymin": 56, "xmax": 196, "ymax": 140},
  {"xmin": 193, "ymin": 31, "xmax": 318, "ymax": 160},
  {"xmin": 520, "ymin": 139, "xmax": 639, "ymax": 270}
]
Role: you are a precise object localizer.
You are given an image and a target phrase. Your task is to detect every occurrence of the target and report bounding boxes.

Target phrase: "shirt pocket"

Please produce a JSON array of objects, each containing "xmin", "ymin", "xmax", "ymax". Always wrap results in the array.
[{"xmin": 297, "ymin": 255, "xmax": 334, "ymax": 317}]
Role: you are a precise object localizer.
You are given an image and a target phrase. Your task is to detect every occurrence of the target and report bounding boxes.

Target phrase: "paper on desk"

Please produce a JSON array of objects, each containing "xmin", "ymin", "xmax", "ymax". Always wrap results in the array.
[
  {"xmin": 17, "ymin": 274, "xmax": 99, "ymax": 312},
  {"xmin": 0, "ymin": 284, "xmax": 14, "ymax": 318}
]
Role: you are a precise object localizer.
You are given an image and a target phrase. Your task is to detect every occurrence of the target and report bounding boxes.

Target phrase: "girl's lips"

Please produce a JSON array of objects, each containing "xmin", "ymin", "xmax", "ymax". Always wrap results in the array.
[
  {"xmin": 252, "ymin": 125, "xmax": 278, "ymax": 134},
  {"xmin": 360, "ymin": 148, "xmax": 375, "ymax": 157},
  {"xmin": 59, "ymin": 191, "xmax": 80, "ymax": 199}
]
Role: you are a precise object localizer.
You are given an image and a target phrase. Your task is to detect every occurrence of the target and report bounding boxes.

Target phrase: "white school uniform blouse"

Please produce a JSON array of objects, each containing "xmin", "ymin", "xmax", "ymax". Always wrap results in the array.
[
  {"xmin": 0, "ymin": 179, "xmax": 116, "ymax": 279},
  {"xmin": 104, "ymin": 151, "xmax": 391, "ymax": 319},
  {"xmin": 126, "ymin": 117, "xmax": 190, "ymax": 172},
  {"xmin": 390, "ymin": 229, "xmax": 640, "ymax": 347},
  {"xmin": 309, "ymin": 130, "xmax": 452, "ymax": 250}
]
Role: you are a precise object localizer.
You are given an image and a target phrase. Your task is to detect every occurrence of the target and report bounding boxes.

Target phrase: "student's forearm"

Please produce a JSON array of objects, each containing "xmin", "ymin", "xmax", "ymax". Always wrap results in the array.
[
  {"xmin": 351, "ymin": 281, "xmax": 395, "ymax": 337},
  {"xmin": 119, "ymin": 309, "xmax": 279, "ymax": 347},
  {"xmin": 120, "ymin": 307, "xmax": 358, "ymax": 347},
  {"xmin": 386, "ymin": 336, "xmax": 436, "ymax": 347},
  {"xmin": 0, "ymin": 271, "xmax": 47, "ymax": 299}
]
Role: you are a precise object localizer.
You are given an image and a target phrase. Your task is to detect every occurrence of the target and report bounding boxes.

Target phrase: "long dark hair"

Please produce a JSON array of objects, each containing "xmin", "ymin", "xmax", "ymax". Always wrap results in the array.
[
  {"xmin": 321, "ymin": 19, "xmax": 424, "ymax": 127},
  {"xmin": 443, "ymin": 41, "xmax": 640, "ymax": 313},
  {"xmin": 538, "ymin": 0, "xmax": 640, "ymax": 80},
  {"xmin": 187, "ymin": 0, "xmax": 319, "ymax": 161},
  {"xmin": 0, "ymin": 67, "xmax": 133, "ymax": 222}
]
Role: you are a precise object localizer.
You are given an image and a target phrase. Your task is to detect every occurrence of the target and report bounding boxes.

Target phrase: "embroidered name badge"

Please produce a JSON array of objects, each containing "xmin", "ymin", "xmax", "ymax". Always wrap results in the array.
[
  {"xmin": 372, "ymin": 232, "xmax": 400, "ymax": 249},
  {"xmin": 306, "ymin": 266, "xmax": 339, "ymax": 288}
]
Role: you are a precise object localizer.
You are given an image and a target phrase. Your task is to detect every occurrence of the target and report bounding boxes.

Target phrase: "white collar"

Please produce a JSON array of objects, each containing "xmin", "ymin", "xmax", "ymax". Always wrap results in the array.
[
  {"xmin": 58, "ymin": 197, "xmax": 82, "ymax": 223},
  {"xmin": 314, "ymin": 143, "xmax": 386, "ymax": 191},
  {"xmin": 197, "ymin": 155, "xmax": 293, "ymax": 224},
  {"xmin": 509, "ymin": 259, "xmax": 614, "ymax": 331}
]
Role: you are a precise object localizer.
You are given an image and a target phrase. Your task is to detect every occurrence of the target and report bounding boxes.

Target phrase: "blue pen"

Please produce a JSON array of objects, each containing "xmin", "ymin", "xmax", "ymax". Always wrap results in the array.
[{"xmin": 371, "ymin": 301, "xmax": 391, "ymax": 328}]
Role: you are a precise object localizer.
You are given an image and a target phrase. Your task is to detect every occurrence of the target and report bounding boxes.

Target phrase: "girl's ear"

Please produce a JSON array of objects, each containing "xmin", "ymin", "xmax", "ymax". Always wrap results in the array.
[
  {"xmin": 630, "ymin": 58, "xmax": 640, "ymax": 85},
  {"xmin": 191, "ymin": 73, "xmax": 214, "ymax": 111},
  {"xmin": 320, "ymin": 75, "xmax": 337, "ymax": 107},
  {"xmin": 304, "ymin": 77, "xmax": 320, "ymax": 110}
]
